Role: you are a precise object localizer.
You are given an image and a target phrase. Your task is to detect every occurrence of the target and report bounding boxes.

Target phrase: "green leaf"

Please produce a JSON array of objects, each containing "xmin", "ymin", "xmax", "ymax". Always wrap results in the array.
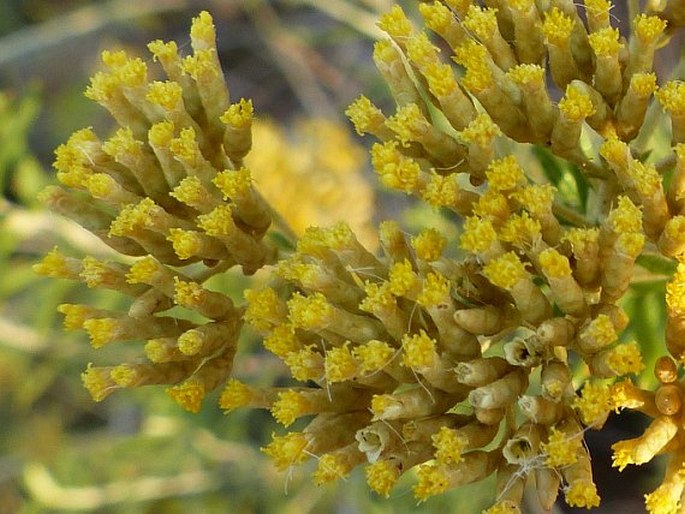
[{"xmin": 636, "ymin": 253, "xmax": 678, "ymax": 276}]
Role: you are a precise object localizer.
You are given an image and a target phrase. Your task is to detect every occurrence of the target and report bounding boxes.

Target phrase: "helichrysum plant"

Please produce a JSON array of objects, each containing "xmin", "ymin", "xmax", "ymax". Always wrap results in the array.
[{"xmin": 32, "ymin": 3, "xmax": 685, "ymax": 513}]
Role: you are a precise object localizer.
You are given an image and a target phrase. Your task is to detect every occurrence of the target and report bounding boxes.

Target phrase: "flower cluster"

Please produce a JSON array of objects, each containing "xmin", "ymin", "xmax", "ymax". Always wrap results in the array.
[
  {"xmin": 33, "ymin": 11, "xmax": 276, "ymax": 413},
  {"xmin": 34, "ymin": 3, "xmax": 685, "ymax": 513}
]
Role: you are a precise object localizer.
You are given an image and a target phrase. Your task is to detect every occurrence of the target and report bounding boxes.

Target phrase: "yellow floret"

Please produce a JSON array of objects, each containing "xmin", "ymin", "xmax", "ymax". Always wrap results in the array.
[
  {"xmin": 666, "ymin": 263, "xmax": 685, "ymax": 315},
  {"xmin": 412, "ymin": 228, "xmax": 446, "ymax": 262},
  {"xmin": 148, "ymin": 120, "xmax": 176, "ymax": 147},
  {"xmin": 401, "ymin": 330, "xmax": 436, "ymax": 369},
  {"xmin": 422, "ymin": 172, "xmax": 459, "ymax": 208},
  {"xmin": 573, "ymin": 381, "xmax": 613, "ymax": 426},
  {"xmin": 173, "ymin": 277, "xmax": 205, "ymax": 307},
  {"xmin": 634, "ymin": 14, "xmax": 667, "ymax": 44},
  {"xmin": 485, "ymin": 155, "xmax": 526, "ymax": 192},
  {"xmin": 656, "ymin": 81, "xmax": 685, "ymax": 114},
  {"xmin": 483, "ymin": 252, "xmax": 528, "ymax": 290},
  {"xmin": 190, "ymin": 11, "xmax": 216, "ymax": 45},
  {"xmin": 353, "ymin": 339, "xmax": 396, "ymax": 373},
  {"xmin": 588, "ymin": 27, "xmax": 623, "ymax": 56},
  {"xmin": 539, "ymin": 248, "xmax": 572, "ymax": 278},
  {"xmin": 182, "ymin": 49, "xmax": 219, "ymax": 79},
  {"xmin": 146, "ymin": 81, "xmax": 183, "ymax": 110},
  {"xmin": 424, "ymin": 61, "xmax": 460, "ymax": 98},
  {"xmin": 100, "ymin": 49, "xmax": 128, "ymax": 68},
  {"xmin": 263, "ymin": 324, "xmax": 300, "ymax": 358},
  {"xmin": 112, "ymin": 198, "xmax": 162, "ymax": 236},
  {"xmin": 541, "ymin": 427, "xmax": 580, "ymax": 467},
  {"xmin": 629, "ymin": 160, "xmax": 661, "ymax": 196},
  {"xmin": 126, "ymin": 255, "xmax": 162, "ymax": 285},
  {"xmin": 261, "ymin": 432, "xmax": 310, "ymax": 470},
  {"xmin": 360, "ymin": 281, "xmax": 395, "ymax": 313},
  {"xmin": 115, "ymin": 57, "xmax": 147, "ymax": 88},
  {"xmin": 473, "ymin": 191, "xmax": 509, "ymax": 220},
  {"xmin": 213, "ymin": 167, "xmax": 252, "ymax": 200},
  {"xmin": 511, "ymin": 184, "xmax": 556, "ymax": 218},
  {"xmin": 80, "ymin": 256, "xmax": 113, "ymax": 288},
  {"xmin": 617, "ymin": 232, "xmax": 645, "ymax": 259},
  {"xmin": 563, "ymin": 227, "xmax": 599, "ymax": 253},
  {"xmin": 418, "ymin": 2, "xmax": 453, "ymax": 33},
  {"xmin": 370, "ymin": 393, "xmax": 397, "ymax": 418},
  {"xmin": 53, "ymin": 128, "xmax": 98, "ymax": 172},
  {"xmin": 177, "ymin": 329, "xmax": 204, "ymax": 355},
  {"xmin": 370, "ymin": 141, "xmax": 422, "ymax": 193},
  {"xmin": 167, "ymin": 228, "xmax": 202, "ymax": 260},
  {"xmin": 324, "ymin": 343, "xmax": 359, "ymax": 383},
  {"xmin": 167, "ymin": 378, "xmax": 205, "ymax": 413},
  {"xmin": 144, "ymin": 339, "xmax": 176, "ymax": 363},
  {"xmin": 388, "ymin": 259, "xmax": 419, "ymax": 296},
  {"xmin": 498, "ymin": 212, "xmax": 541, "ymax": 248},
  {"xmin": 314, "ymin": 453, "xmax": 352, "ymax": 485},
  {"xmin": 463, "ymin": 5, "xmax": 499, "ymax": 41},
  {"xmin": 148, "ymin": 39, "xmax": 178, "ymax": 63},
  {"xmin": 406, "ymin": 32, "xmax": 439, "ymax": 68},
  {"xmin": 459, "ymin": 113, "xmax": 502, "ymax": 147},
  {"xmin": 606, "ymin": 341, "xmax": 645, "ymax": 375},
  {"xmin": 170, "ymin": 176, "xmax": 212, "ymax": 207},
  {"xmin": 373, "ymin": 39, "xmax": 397, "ymax": 66},
  {"xmin": 366, "ymin": 460, "xmax": 400, "ymax": 497},
  {"xmin": 507, "ymin": 63, "xmax": 545, "ymax": 86},
  {"xmin": 197, "ymin": 204, "xmax": 237, "ymax": 236},
  {"xmin": 102, "ymin": 126, "xmax": 142, "ymax": 160},
  {"xmin": 33, "ymin": 247, "xmax": 75, "ymax": 278},
  {"xmin": 586, "ymin": 314, "xmax": 618, "ymax": 347},
  {"xmin": 584, "ymin": 0, "xmax": 612, "ymax": 16},
  {"xmin": 219, "ymin": 378, "xmax": 253, "ymax": 412},
  {"xmin": 272, "ymin": 390, "xmax": 311, "ymax": 427},
  {"xmin": 57, "ymin": 304, "xmax": 94, "ymax": 330},
  {"xmin": 459, "ymin": 216, "xmax": 497, "ymax": 253},
  {"xmin": 565, "ymin": 479, "xmax": 601, "ymax": 508},
  {"xmin": 284, "ymin": 345, "xmax": 323, "ymax": 382},
  {"xmin": 455, "ymin": 42, "xmax": 493, "ymax": 92},
  {"xmin": 608, "ymin": 196, "xmax": 642, "ymax": 234},
  {"xmin": 82, "ymin": 363, "xmax": 115, "ymax": 401},
  {"xmin": 432, "ymin": 426, "xmax": 466, "ymax": 464},
  {"xmin": 169, "ymin": 126, "xmax": 202, "ymax": 162},
  {"xmin": 220, "ymin": 98, "xmax": 253, "ymax": 128},
  {"xmin": 645, "ymin": 483, "xmax": 682, "ymax": 514},
  {"xmin": 559, "ymin": 85, "xmax": 596, "ymax": 121},
  {"xmin": 542, "ymin": 7, "xmax": 574, "ymax": 46},
  {"xmin": 413, "ymin": 464, "xmax": 450, "ymax": 501},
  {"xmin": 346, "ymin": 95, "xmax": 385, "ymax": 136},
  {"xmin": 83, "ymin": 318, "xmax": 118, "ymax": 348},
  {"xmin": 630, "ymin": 73, "xmax": 658, "ymax": 98},
  {"xmin": 417, "ymin": 272, "xmax": 451, "ymax": 307},
  {"xmin": 377, "ymin": 5, "xmax": 413, "ymax": 38},
  {"xmin": 244, "ymin": 287, "xmax": 284, "ymax": 332},
  {"xmin": 386, "ymin": 103, "xmax": 427, "ymax": 147},
  {"xmin": 110, "ymin": 364, "xmax": 138, "ymax": 387},
  {"xmin": 288, "ymin": 292, "xmax": 333, "ymax": 331},
  {"xmin": 85, "ymin": 71, "xmax": 121, "ymax": 105}
]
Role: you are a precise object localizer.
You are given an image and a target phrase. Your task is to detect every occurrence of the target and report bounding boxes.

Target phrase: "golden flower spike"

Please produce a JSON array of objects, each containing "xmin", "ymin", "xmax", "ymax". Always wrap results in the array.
[{"xmin": 37, "ymin": 2, "xmax": 685, "ymax": 513}]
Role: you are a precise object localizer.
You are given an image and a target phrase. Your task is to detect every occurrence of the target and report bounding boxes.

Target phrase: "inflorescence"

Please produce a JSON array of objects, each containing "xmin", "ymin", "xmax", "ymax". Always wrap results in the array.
[{"xmin": 33, "ymin": 4, "xmax": 685, "ymax": 513}]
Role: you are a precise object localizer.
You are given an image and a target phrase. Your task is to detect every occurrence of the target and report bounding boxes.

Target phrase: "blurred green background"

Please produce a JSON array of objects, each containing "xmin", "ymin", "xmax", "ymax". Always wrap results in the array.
[{"xmin": 0, "ymin": 1, "xmax": 670, "ymax": 513}]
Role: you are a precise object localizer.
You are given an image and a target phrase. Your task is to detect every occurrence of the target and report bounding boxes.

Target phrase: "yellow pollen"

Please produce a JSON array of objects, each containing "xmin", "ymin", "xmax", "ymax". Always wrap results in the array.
[
  {"xmin": 483, "ymin": 252, "xmax": 528, "ymax": 290},
  {"xmin": 542, "ymin": 7, "xmax": 574, "ymax": 46},
  {"xmin": 220, "ymin": 98, "xmax": 254, "ymax": 128},
  {"xmin": 538, "ymin": 248, "xmax": 572, "ymax": 278}
]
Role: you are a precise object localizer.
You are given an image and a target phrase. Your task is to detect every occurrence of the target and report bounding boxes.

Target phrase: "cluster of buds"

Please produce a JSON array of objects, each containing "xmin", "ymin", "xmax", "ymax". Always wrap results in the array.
[
  {"xmin": 34, "ymin": 2, "xmax": 685, "ymax": 513},
  {"xmin": 33, "ymin": 11, "xmax": 278, "ymax": 413},
  {"xmin": 263, "ymin": 1, "xmax": 685, "ymax": 512}
]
